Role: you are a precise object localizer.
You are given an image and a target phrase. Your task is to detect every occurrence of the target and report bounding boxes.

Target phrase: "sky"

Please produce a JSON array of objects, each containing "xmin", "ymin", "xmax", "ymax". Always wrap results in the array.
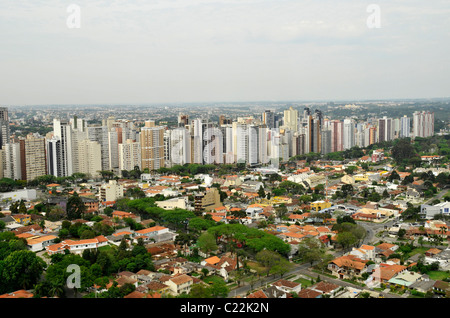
[{"xmin": 1, "ymin": 0, "xmax": 449, "ymax": 105}]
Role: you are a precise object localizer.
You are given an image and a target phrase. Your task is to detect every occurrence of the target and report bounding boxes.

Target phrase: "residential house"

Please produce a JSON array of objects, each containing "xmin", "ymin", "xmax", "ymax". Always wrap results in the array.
[
  {"xmin": 46, "ymin": 235, "xmax": 108, "ymax": 255},
  {"xmin": 11, "ymin": 214, "xmax": 31, "ymax": 225},
  {"xmin": 297, "ymin": 288, "xmax": 322, "ymax": 299},
  {"xmin": 433, "ymin": 280, "xmax": 450, "ymax": 297},
  {"xmin": 349, "ymin": 244, "xmax": 376, "ymax": 261},
  {"xmin": 135, "ymin": 225, "xmax": 177, "ymax": 243},
  {"xmin": 369, "ymin": 264, "xmax": 407, "ymax": 285},
  {"xmin": 408, "ymin": 274, "xmax": 436, "ymax": 294},
  {"xmin": 375, "ymin": 243, "xmax": 398, "ymax": 260},
  {"xmin": 200, "ymin": 253, "xmax": 240, "ymax": 280},
  {"xmin": 328, "ymin": 255, "xmax": 369, "ymax": 279},
  {"xmin": 310, "ymin": 281, "xmax": 341, "ymax": 297},
  {"xmin": 271, "ymin": 279, "xmax": 301, "ymax": 294},
  {"xmin": 387, "ymin": 271, "xmax": 423, "ymax": 289},
  {"xmin": 165, "ymin": 274, "xmax": 193, "ymax": 296},
  {"xmin": 25, "ymin": 234, "xmax": 58, "ymax": 252}
]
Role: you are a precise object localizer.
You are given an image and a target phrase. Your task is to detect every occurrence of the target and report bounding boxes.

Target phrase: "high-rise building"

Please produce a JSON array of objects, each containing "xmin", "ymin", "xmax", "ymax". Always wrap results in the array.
[
  {"xmin": 343, "ymin": 118, "xmax": 355, "ymax": 150},
  {"xmin": 140, "ymin": 120, "xmax": 164, "ymax": 171},
  {"xmin": 377, "ymin": 116, "xmax": 392, "ymax": 143},
  {"xmin": 413, "ymin": 111, "xmax": 434, "ymax": 138},
  {"xmin": 191, "ymin": 118, "xmax": 204, "ymax": 164},
  {"xmin": 51, "ymin": 119, "xmax": 73, "ymax": 177},
  {"xmin": 203, "ymin": 126, "xmax": 223, "ymax": 165},
  {"xmin": 321, "ymin": 129, "xmax": 332, "ymax": 155},
  {"xmin": 234, "ymin": 123, "xmax": 248, "ymax": 164},
  {"xmin": 71, "ymin": 129, "xmax": 87, "ymax": 174},
  {"xmin": 262, "ymin": 110, "xmax": 275, "ymax": 129},
  {"xmin": 283, "ymin": 106, "xmax": 298, "ymax": 132},
  {"xmin": 178, "ymin": 114, "xmax": 189, "ymax": 127},
  {"xmin": 77, "ymin": 139, "xmax": 102, "ymax": 178},
  {"xmin": 0, "ymin": 107, "xmax": 10, "ymax": 150},
  {"xmin": 219, "ymin": 115, "xmax": 232, "ymax": 125},
  {"xmin": 19, "ymin": 133, "xmax": 47, "ymax": 181},
  {"xmin": 169, "ymin": 128, "xmax": 191, "ymax": 166},
  {"xmin": 108, "ymin": 127, "xmax": 120, "ymax": 173},
  {"xmin": 247, "ymin": 125, "xmax": 260, "ymax": 165},
  {"xmin": 2, "ymin": 142, "xmax": 21, "ymax": 180},
  {"xmin": 400, "ymin": 115, "xmax": 410, "ymax": 138},
  {"xmin": 86, "ymin": 125, "xmax": 110, "ymax": 171},
  {"xmin": 220, "ymin": 124, "xmax": 234, "ymax": 164},
  {"xmin": 118, "ymin": 139, "xmax": 141, "ymax": 173},
  {"xmin": 330, "ymin": 120, "xmax": 343, "ymax": 153},
  {"xmin": 306, "ymin": 113, "xmax": 322, "ymax": 153}
]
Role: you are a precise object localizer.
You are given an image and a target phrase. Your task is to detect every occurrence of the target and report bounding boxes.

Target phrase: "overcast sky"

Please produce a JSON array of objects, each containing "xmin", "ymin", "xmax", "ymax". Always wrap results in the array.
[{"xmin": 1, "ymin": 0, "xmax": 449, "ymax": 105}]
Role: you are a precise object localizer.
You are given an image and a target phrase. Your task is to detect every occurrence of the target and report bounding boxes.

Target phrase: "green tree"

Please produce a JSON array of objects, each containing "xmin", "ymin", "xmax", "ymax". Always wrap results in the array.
[
  {"xmin": 392, "ymin": 139, "xmax": 417, "ymax": 164},
  {"xmin": 0, "ymin": 250, "xmax": 45, "ymax": 293},
  {"xmin": 197, "ymin": 232, "xmax": 218, "ymax": 254},
  {"xmin": 258, "ymin": 185, "xmax": 266, "ymax": 198},
  {"xmin": 66, "ymin": 192, "xmax": 86, "ymax": 220}
]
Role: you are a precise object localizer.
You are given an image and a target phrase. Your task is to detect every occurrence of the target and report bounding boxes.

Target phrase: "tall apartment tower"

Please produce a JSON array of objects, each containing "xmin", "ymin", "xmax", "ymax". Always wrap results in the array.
[
  {"xmin": 140, "ymin": 120, "xmax": 165, "ymax": 171},
  {"xmin": 400, "ymin": 115, "xmax": 410, "ymax": 138},
  {"xmin": 343, "ymin": 118, "xmax": 355, "ymax": 150},
  {"xmin": 262, "ymin": 110, "xmax": 275, "ymax": 129},
  {"xmin": 283, "ymin": 106, "xmax": 298, "ymax": 132},
  {"xmin": 413, "ymin": 111, "xmax": 434, "ymax": 138},
  {"xmin": 19, "ymin": 133, "xmax": 47, "ymax": 181},
  {"xmin": 86, "ymin": 125, "xmax": 110, "ymax": 171},
  {"xmin": 51, "ymin": 119, "xmax": 73, "ymax": 177},
  {"xmin": 2, "ymin": 142, "xmax": 21, "ymax": 180},
  {"xmin": 77, "ymin": 139, "xmax": 102, "ymax": 178},
  {"xmin": 191, "ymin": 119, "xmax": 204, "ymax": 164},
  {"xmin": 0, "ymin": 107, "xmax": 10, "ymax": 149},
  {"xmin": 377, "ymin": 116, "xmax": 392, "ymax": 143},
  {"xmin": 321, "ymin": 129, "xmax": 332, "ymax": 155},
  {"xmin": 178, "ymin": 114, "xmax": 189, "ymax": 127},
  {"xmin": 330, "ymin": 120, "xmax": 343, "ymax": 152},
  {"xmin": 169, "ymin": 127, "xmax": 191, "ymax": 166}
]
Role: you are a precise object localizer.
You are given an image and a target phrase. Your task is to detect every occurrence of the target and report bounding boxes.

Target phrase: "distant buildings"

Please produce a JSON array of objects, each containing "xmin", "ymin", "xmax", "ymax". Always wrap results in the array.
[
  {"xmin": 140, "ymin": 120, "xmax": 164, "ymax": 171},
  {"xmin": 413, "ymin": 111, "xmax": 434, "ymax": 138},
  {"xmin": 0, "ymin": 106, "xmax": 437, "ymax": 182}
]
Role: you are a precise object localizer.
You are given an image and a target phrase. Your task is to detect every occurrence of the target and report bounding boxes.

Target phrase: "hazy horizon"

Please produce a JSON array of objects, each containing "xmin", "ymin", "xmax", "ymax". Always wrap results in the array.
[{"xmin": 1, "ymin": 1, "xmax": 449, "ymax": 106}]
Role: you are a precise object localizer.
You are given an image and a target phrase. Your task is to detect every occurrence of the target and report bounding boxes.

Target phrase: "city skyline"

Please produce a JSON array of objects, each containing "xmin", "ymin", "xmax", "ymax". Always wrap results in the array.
[
  {"xmin": 1, "ymin": 1, "xmax": 450, "ymax": 106},
  {"xmin": 0, "ymin": 103, "xmax": 438, "ymax": 183}
]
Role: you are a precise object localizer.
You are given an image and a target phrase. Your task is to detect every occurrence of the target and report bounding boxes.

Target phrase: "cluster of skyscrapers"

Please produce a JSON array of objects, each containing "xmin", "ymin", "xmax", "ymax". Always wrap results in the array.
[{"xmin": 0, "ymin": 106, "xmax": 434, "ymax": 182}]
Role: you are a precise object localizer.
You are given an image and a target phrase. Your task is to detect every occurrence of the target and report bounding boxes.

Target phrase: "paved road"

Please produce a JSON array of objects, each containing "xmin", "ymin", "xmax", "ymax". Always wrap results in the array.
[{"xmin": 228, "ymin": 261, "xmax": 401, "ymax": 298}]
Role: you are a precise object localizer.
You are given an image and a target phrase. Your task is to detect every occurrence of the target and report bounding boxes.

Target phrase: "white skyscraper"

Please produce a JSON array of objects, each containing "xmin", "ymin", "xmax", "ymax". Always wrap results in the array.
[
  {"xmin": 192, "ymin": 119, "xmax": 203, "ymax": 164},
  {"xmin": 400, "ymin": 115, "xmax": 410, "ymax": 138},
  {"xmin": 108, "ymin": 128, "xmax": 120, "ymax": 173},
  {"xmin": 169, "ymin": 128, "xmax": 191, "ymax": 166},
  {"xmin": 86, "ymin": 125, "xmax": 110, "ymax": 171},
  {"xmin": 52, "ymin": 119, "xmax": 73, "ymax": 177},
  {"xmin": 413, "ymin": 111, "xmax": 434, "ymax": 138},
  {"xmin": 119, "ymin": 139, "xmax": 141, "ymax": 173},
  {"xmin": 343, "ymin": 118, "xmax": 355, "ymax": 150},
  {"xmin": 283, "ymin": 106, "xmax": 298, "ymax": 132},
  {"xmin": 221, "ymin": 124, "xmax": 234, "ymax": 164},
  {"xmin": 2, "ymin": 143, "xmax": 21, "ymax": 180},
  {"xmin": 77, "ymin": 139, "xmax": 102, "ymax": 178},
  {"xmin": 235, "ymin": 123, "xmax": 248, "ymax": 164},
  {"xmin": 247, "ymin": 125, "xmax": 259, "ymax": 165}
]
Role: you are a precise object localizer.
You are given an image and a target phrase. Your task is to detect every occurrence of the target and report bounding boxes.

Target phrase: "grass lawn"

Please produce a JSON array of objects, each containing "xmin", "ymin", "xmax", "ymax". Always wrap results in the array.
[
  {"xmin": 203, "ymin": 275, "xmax": 225, "ymax": 285},
  {"xmin": 407, "ymin": 247, "xmax": 428, "ymax": 258},
  {"xmin": 428, "ymin": 271, "xmax": 450, "ymax": 281},
  {"xmin": 294, "ymin": 277, "xmax": 314, "ymax": 288}
]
